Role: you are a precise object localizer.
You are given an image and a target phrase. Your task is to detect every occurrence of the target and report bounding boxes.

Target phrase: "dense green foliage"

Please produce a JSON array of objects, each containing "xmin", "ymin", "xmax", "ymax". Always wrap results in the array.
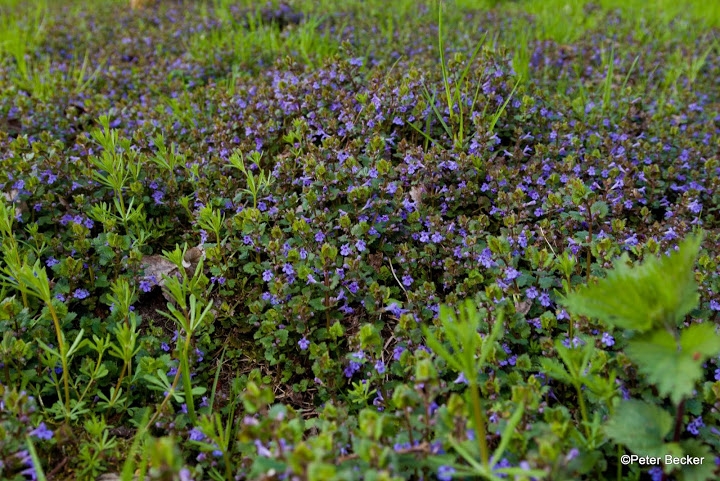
[{"xmin": 1, "ymin": 0, "xmax": 719, "ymax": 480}]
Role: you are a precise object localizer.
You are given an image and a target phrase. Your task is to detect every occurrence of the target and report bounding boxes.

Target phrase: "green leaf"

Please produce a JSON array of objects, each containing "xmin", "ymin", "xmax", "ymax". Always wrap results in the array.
[
  {"xmin": 604, "ymin": 400, "xmax": 673, "ymax": 457},
  {"xmin": 626, "ymin": 330, "xmax": 703, "ymax": 405},
  {"xmin": 308, "ymin": 297, "xmax": 327, "ymax": 311},
  {"xmin": 490, "ymin": 402, "xmax": 525, "ymax": 467},
  {"xmin": 674, "ymin": 439, "xmax": 717, "ymax": 481},
  {"xmin": 242, "ymin": 262, "xmax": 257, "ymax": 275},
  {"xmin": 560, "ymin": 233, "xmax": 703, "ymax": 331},
  {"xmin": 539, "ymin": 358, "xmax": 573, "ymax": 385},
  {"xmin": 679, "ymin": 323, "xmax": 720, "ymax": 360},
  {"xmin": 590, "ymin": 200, "xmax": 609, "ymax": 219},
  {"xmin": 25, "ymin": 436, "xmax": 48, "ymax": 481}
]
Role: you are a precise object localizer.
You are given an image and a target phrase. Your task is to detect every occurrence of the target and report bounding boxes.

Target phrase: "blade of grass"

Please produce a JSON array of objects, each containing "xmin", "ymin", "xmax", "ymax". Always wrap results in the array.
[
  {"xmin": 25, "ymin": 435, "xmax": 48, "ymax": 481},
  {"xmin": 209, "ymin": 344, "xmax": 227, "ymax": 410},
  {"xmin": 488, "ymin": 77, "xmax": 520, "ymax": 134}
]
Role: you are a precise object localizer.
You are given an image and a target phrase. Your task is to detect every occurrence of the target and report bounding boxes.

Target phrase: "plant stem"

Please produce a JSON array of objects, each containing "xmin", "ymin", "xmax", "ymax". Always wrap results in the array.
[
  {"xmin": 575, "ymin": 382, "xmax": 591, "ymax": 439},
  {"xmin": 110, "ymin": 361, "xmax": 128, "ymax": 406},
  {"xmin": 181, "ymin": 336, "xmax": 197, "ymax": 423},
  {"xmin": 672, "ymin": 398, "xmax": 685, "ymax": 443},
  {"xmin": 47, "ymin": 301, "xmax": 70, "ymax": 411},
  {"xmin": 469, "ymin": 381, "xmax": 490, "ymax": 467},
  {"xmin": 659, "ymin": 401, "xmax": 686, "ymax": 481}
]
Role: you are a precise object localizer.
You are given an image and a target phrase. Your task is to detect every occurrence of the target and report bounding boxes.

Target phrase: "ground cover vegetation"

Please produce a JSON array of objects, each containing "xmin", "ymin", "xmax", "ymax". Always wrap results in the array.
[{"xmin": 1, "ymin": 0, "xmax": 719, "ymax": 479}]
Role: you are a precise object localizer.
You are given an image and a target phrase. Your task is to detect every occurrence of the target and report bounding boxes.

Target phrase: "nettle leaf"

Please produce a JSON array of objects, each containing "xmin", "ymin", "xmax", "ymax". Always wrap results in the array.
[
  {"xmin": 626, "ymin": 330, "xmax": 702, "ymax": 405},
  {"xmin": 561, "ymin": 233, "xmax": 703, "ymax": 332},
  {"xmin": 675, "ymin": 439, "xmax": 717, "ymax": 481},
  {"xmin": 680, "ymin": 323, "xmax": 720, "ymax": 360},
  {"xmin": 605, "ymin": 400, "xmax": 673, "ymax": 457}
]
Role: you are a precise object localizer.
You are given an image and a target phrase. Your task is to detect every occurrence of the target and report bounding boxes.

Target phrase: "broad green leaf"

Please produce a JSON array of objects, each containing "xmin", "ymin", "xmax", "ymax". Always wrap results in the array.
[
  {"xmin": 561, "ymin": 233, "xmax": 703, "ymax": 332},
  {"xmin": 679, "ymin": 323, "xmax": 720, "ymax": 360},
  {"xmin": 604, "ymin": 400, "xmax": 673, "ymax": 457},
  {"xmin": 674, "ymin": 440, "xmax": 716, "ymax": 481},
  {"xmin": 626, "ymin": 330, "xmax": 704, "ymax": 405}
]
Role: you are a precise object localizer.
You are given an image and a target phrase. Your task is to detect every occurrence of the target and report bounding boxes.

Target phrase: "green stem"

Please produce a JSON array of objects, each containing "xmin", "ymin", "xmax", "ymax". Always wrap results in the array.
[
  {"xmin": 47, "ymin": 301, "xmax": 70, "ymax": 411},
  {"xmin": 78, "ymin": 349, "xmax": 106, "ymax": 404},
  {"xmin": 145, "ymin": 366, "xmax": 183, "ymax": 431},
  {"xmin": 181, "ymin": 336, "xmax": 197, "ymax": 424},
  {"xmin": 109, "ymin": 361, "xmax": 128, "ymax": 406},
  {"xmin": 575, "ymin": 382, "xmax": 591, "ymax": 439},
  {"xmin": 469, "ymin": 381, "xmax": 489, "ymax": 467}
]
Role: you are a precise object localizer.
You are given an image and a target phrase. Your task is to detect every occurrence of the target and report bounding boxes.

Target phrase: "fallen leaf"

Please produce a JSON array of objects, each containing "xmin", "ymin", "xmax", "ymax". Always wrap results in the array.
[{"xmin": 409, "ymin": 184, "xmax": 426, "ymax": 205}]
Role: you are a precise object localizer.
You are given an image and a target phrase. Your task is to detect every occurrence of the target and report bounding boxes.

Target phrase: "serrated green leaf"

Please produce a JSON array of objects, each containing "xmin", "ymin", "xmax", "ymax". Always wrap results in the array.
[
  {"xmin": 242, "ymin": 263, "xmax": 258, "ymax": 275},
  {"xmin": 626, "ymin": 330, "xmax": 703, "ymax": 405},
  {"xmin": 674, "ymin": 439, "xmax": 716, "ymax": 481},
  {"xmin": 539, "ymin": 358, "xmax": 573, "ymax": 384},
  {"xmin": 604, "ymin": 400, "xmax": 673, "ymax": 457},
  {"xmin": 308, "ymin": 297, "xmax": 326, "ymax": 311},
  {"xmin": 680, "ymin": 323, "xmax": 720, "ymax": 360},
  {"xmin": 590, "ymin": 200, "xmax": 609, "ymax": 219},
  {"xmin": 560, "ymin": 233, "xmax": 703, "ymax": 332}
]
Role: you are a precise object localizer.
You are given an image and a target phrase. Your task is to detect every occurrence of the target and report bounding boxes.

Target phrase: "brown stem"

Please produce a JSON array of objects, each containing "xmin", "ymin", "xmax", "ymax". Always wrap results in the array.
[{"xmin": 661, "ymin": 399, "xmax": 686, "ymax": 481}]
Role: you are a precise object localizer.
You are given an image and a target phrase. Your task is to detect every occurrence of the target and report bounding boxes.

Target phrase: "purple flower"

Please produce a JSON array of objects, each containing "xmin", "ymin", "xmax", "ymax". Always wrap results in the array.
[
  {"xmin": 282, "ymin": 263, "xmax": 295, "ymax": 276},
  {"xmin": 355, "ymin": 239, "xmax": 366, "ymax": 252},
  {"xmin": 262, "ymin": 270, "xmax": 274, "ymax": 282},
  {"xmin": 538, "ymin": 292, "xmax": 551, "ymax": 307},
  {"xmin": 624, "ymin": 234, "xmax": 639, "ymax": 247},
  {"xmin": 348, "ymin": 281, "xmax": 359, "ymax": 294},
  {"xmin": 344, "ymin": 361, "xmax": 361, "ymax": 378},
  {"xmin": 709, "ymin": 300, "xmax": 720, "ymax": 311},
  {"xmin": 340, "ymin": 243, "xmax": 352, "ymax": 256},
  {"xmin": 688, "ymin": 200, "xmax": 702, "ymax": 214},
  {"xmin": 30, "ymin": 422, "xmax": 54, "ymax": 440},
  {"xmin": 454, "ymin": 372, "xmax": 469, "ymax": 384},
  {"xmin": 46, "ymin": 257, "xmax": 59, "ymax": 267},
  {"xmin": 687, "ymin": 416, "xmax": 704, "ymax": 436},
  {"xmin": 298, "ymin": 337, "xmax": 310, "ymax": 350},
  {"xmin": 437, "ymin": 465, "xmax": 455, "ymax": 481},
  {"xmin": 255, "ymin": 439, "xmax": 272, "ymax": 457},
  {"xmin": 315, "ymin": 231, "xmax": 325, "ymax": 242},
  {"xmin": 526, "ymin": 286, "xmax": 539, "ymax": 299},
  {"xmin": 373, "ymin": 391, "xmax": 384, "ymax": 410},
  {"xmin": 374, "ymin": 360, "xmax": 386, "ymax": 374},
  {"xmin": 601, "ymin": 332, "xmax": 615, "ymax": 347},
  {"xmin": 73, "ymin": 289, "xmax": 90, "ymax": 300},
  {"xmin": 402, "ymin": 275, "xmax": 413, "ymax": 287},
  {"xmin": 648, "ymin": 466, "xmax": 663, "ymax": 481},
  {"xmin": 478, "ymin": 248, "xmax": 495, "ymax": 268},
  {"xmin": 140, "ymin": 279, "xmax": 153, "ymax": 293},
  {"xmin": 565, "ymin": 448, "xmax": 579, "ymax": 461},
  {"xmin": 393, "ymin": 345, "xmax": 406, "ymax": 360},
  {"xmin": 505, "ymin": 267, "xmax": 520, "ymax": 281}
]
